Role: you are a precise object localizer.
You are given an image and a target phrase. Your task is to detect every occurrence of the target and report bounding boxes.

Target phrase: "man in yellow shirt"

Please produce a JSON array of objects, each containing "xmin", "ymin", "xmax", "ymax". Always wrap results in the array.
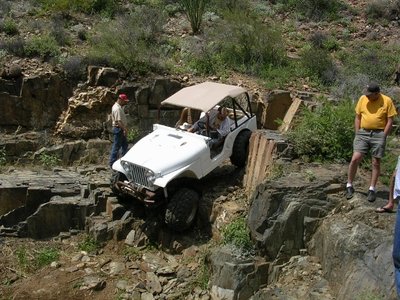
[{"xmin": 346, "ymin": 83, "xmax": 397, "ymax": 201}]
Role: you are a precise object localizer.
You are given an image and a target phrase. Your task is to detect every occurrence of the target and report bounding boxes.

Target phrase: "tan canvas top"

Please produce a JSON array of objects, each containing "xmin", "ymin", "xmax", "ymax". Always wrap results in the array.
[{"xmin": 161, "ymin": 82, "xmax": 247, "ymax": 112}]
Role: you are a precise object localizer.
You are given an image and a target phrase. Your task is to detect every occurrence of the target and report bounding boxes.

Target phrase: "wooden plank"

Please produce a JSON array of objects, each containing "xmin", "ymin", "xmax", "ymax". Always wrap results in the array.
[{"xmin": 278, "ymin": 98, "xmax": 303, "ymax": 133}]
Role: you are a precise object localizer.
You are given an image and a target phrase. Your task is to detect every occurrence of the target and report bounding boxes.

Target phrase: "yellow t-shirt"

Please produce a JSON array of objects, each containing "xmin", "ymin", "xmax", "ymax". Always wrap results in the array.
[{"xmin": 355, "ymin": 94, "xmax": 397, "ymax": 130}]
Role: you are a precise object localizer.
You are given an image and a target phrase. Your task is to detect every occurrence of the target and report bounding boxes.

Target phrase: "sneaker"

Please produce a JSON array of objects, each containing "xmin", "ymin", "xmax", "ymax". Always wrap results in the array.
[
  {"xmin": 346, "ymin": 186, "xmax": 354, "ymax": 199},
  {"xmin": 367, "ymin": 190, "xmax": 376, "ymax": 202}
]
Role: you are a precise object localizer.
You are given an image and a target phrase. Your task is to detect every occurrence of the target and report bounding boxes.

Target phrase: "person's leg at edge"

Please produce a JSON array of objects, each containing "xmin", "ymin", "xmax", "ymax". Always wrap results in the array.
[
  {"xmin": 109, "ymin": 128, "xmax": 122, "ymax": 167},
  {"xmin": 381, "ymin": 170, "xmax": 396, "ymax": 211},
  {"xmin": 393, "ymin": 197, "xmax": 400, "ymax": 296}
]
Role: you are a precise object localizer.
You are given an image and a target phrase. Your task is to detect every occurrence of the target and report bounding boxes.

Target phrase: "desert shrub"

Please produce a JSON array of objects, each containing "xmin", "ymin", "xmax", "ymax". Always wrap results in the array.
[
  {"xmin": 210, "ymin": 0, "xmax": 249, "ymax": 13},
  {"xmin": 186, "ymin": 12, "xmax": 286, "ymax": 77},
  {"xmin": 287, "ymin": 99, "xmax": 354, "ymax": 162},
  {"xmin": 179, "ymin": 0, "xmax": 210, "ymax": 34},
  {"xmin": 164, "ymin": 3, "xmax": 182, "ymax": 16},
  {"xmin": 78, "ymin": 235, "xmax": 101, "ymax": 254},
  {"xmin": 0, "ymin": 1, "xmax": 11, "ymax": 15},
  {"xmin": 261, "ymin": 61, "xmax": 308, "ymax": 90},
  {"xmin": 88, "ymin": 6, "xmax": 166, "ymax": 74},
  {"xmin": 275, "ymin": 0, "xmax": 346, "ymax": 21},
  {"xmin": 25, "ymin": 35, "xmax": 60, "ymax": 59},
  {"xmin": 50, "ymin": 15, "xmax": 70, "ymax": 46},
  {"xmin": 62, "ymin": 55, "xmax": 86, "ymax": 80},
  {"xmin": 181, "ymin": 36, "xmax": 222, "ymax": 75},
  {"xmin": 38, "ymin": 152, "xmax": 61, "ymax": 167},
  {"xmin": 0, "ymin": 18, "xmax": 18, "ymax": 35},
  {"xmin": 331, "ymin": 73, "xmax": 370, "ymax": 102},
  {"xmin": 301, "ymin": 45, "xmax": 338, "ymax": 85},
  {"xmin": 0, "ymin": 37, "xmax": 26, "ymax": 57},
  {"xmin": 337, "ymin": 41, "xmax": 400, "ymax": 86},
  {"xmin": 365, "ymin": 0, "xmax": 387, "ymax": 20},
  {"xmin": 218, "ymin": 14, "xmax": 286, "ymax": 74},
  {"xmin": 365, "ymin": 0, "xmax": 400, "ymax": 22},
  {"xmin": 36, "ymin": 0, "xmax": 118, "ymax": 16},
  {"xmin": 77, "ymin": 28, "xmax": 87, "ymax": 41},
  {"xmin": 222, "ymin": 216, "xmax": 253, "ymax": 251},
  {"xmin": 309, "ymin": 31, "xmax": 339, "ymax": 51}
]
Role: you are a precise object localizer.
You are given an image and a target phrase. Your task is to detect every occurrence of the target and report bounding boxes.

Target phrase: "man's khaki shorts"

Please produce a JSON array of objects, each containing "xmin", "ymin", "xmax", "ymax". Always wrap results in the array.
[{"xmin": 353, "ymin": 129, "xmax": 386, "ymax": 158}]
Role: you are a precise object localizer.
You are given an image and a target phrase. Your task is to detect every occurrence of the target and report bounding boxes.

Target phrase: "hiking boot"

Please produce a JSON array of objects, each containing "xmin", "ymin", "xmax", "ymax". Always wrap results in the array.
[
  {"xmin": 346, "ymin": 186, "xmax": 354, "ymax": 199},
  {"xmin": 367, "ymin": 190, "xmax": 376, "ymax": 202}
]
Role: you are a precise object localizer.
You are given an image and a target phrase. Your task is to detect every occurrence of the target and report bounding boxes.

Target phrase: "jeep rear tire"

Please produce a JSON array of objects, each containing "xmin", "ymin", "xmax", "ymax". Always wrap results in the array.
[
  {"xmin": 165, "ymin": 188, "xmax": 199, "ymax": 232},
  {"xmin": 230, "ymin": 130, "xmax": 252, "ymax": 167}
]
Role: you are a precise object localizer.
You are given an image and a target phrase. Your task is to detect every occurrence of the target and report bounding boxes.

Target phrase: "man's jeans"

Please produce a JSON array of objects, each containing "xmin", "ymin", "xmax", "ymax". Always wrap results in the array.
[
  {"xmin": 109, "ymin": 127, "xmax": 128, "ymax": 167},
  {"xmin": 393, "ymin": 198, "xmax": 400, "ymax": 296}
]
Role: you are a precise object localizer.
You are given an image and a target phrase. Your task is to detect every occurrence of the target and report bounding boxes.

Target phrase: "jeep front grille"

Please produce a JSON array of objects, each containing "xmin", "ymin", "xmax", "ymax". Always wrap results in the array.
[{"xmin": 122, "ymin": 161, "xmax": 152, "ymax": 188}]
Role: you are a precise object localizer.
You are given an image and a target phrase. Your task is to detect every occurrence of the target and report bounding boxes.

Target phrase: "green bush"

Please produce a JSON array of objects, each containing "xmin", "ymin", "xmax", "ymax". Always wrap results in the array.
[
  {"xmin": 16, "ymin": 246, "xmax": 29, "ymax": 270},
  {"xmin": 36, "ymin": 0, "xmax": 118, "ymax": 16},
  {"xmin": 34, "ymin": 247, "xmax": 59, "ymax": 269},
  {"xmin": 62, "ymin": 55, "xmax": 86, "ymax": 80},
  {"xmin": 301, "ymin": 45, "xmax": 338, "ymax": 85},
  {"xmin": 179, "ymin": 0, "xmax": 210, "ymax": 34},
  {"xmin": 127, "ymin": 127, "xmax": 140, "ymax": 143},
  {"xmin": 88, "ymin": 6, "xmax": 166, "ymax": 74},
  {"xmin": 186, "ymin": 13, "xmax": 286, "ymax": 77},
  {"xmin": 0, "ymin": 37, "xmax": 26, "ymax": 57},
  {"xmin": 217, "ymin": 14, "xmax": 286, "ymax": 75},
  {"xmin": 287, "ymin": 99, "xmax": 355, "ymax": 162},
  {"xmin": 0, "ymin": 18, "xmax": 18, "ymax": 35},
  {"xmin": 309, "ymin": 32, "xmax": 339, "ymax": 51},
  {"xmin": 337, "ymin": 41, "xmax": 400, "ymax": 86},
  {"xmin": 51, "ymin": 16, "xmax": 70, "ymax": 46},
  {"xmin": 38, "ymin": 152, "xmax": 61, "ymax": 167},
  {"xmin": 275, "ymin": 0, "xmax": 346, "ymax": 21},
  {"xmin": 222, "ymin": 216, "xmax": 252, "ymax": 251},
  {"xmin": 78, "ymin": 235, "xmax": 101, "ymax": 254},
  {"xmin": 25, "ymin": 35, "xmax": 60, "ymax": 59},
  {"xmin": 365, "ymin": 0, "xmax": 400, "ymax": 22}
]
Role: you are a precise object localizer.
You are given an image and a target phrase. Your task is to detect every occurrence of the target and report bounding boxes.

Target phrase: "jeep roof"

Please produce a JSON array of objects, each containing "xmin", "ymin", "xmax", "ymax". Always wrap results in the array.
[{"xmin": 161, "ymin": 81, "xmax": 247, "ymax": 112}]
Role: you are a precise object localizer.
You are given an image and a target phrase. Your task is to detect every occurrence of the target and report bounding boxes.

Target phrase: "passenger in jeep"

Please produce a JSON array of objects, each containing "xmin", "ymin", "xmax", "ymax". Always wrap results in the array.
[
  {"xmin": 209, "ymin": 106, "xmax": 231, "ymax": 149},
  {"xmin": 188, "ymin": 106, "xmax": 230, "ymax": 148}
]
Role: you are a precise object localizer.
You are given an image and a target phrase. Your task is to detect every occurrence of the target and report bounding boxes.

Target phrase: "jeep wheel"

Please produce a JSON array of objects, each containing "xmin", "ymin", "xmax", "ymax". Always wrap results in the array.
[
  {"xmin": 230, "ymin": 130, "xmax": 252, "ymax": 167},
  {"xmin": 110, "ymin": 171, "xmax": 127, "ymax": 196},
  {"xmin": 165, "ymin": 188, "xmax": 199, "ymax": 232}
]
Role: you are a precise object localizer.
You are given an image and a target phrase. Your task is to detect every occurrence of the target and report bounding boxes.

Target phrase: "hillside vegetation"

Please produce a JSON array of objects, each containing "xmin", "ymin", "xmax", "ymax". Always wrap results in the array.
[{"xmin": 1, "ymin": 0, "xmax": 400, "ymax": 173}]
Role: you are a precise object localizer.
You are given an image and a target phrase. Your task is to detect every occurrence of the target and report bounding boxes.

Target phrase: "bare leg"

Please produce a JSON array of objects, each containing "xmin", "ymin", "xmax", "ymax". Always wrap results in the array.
[
  {"xmin": 379, "ymin": 169, "xmax": 396, "ymax": 211},
  {"xmin": 347, "ymin": 151, "xmax": 364, "ymax": 185},
  {"xmin": 370, "ymin": 156, "xmax": 381, "ymax": 189}
]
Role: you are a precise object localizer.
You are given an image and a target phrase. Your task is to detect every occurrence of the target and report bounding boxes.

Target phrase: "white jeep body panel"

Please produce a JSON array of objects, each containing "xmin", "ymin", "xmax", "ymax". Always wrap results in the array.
[{"xmin": 112, "ymin": 114, "xmax": 256, "ymax": 189}]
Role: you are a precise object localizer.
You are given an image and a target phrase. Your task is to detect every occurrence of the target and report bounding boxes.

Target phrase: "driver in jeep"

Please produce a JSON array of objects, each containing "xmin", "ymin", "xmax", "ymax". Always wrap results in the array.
[{"xmin": 188, "ymin": 106, "xmax": 231, "ymax": 148}]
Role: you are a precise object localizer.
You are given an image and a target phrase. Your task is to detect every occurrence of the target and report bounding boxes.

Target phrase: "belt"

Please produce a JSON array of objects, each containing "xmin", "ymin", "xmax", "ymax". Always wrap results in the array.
[{"xmin": 361, "ymin": 128, "xmax": 383, "ymax": 132}]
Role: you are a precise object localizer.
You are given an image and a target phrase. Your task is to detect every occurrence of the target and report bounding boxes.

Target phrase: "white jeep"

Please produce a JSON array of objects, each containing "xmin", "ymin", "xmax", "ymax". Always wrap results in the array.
[{"xmin": 111, "ymin": 82, "xmax": 257, "ymax": 231}]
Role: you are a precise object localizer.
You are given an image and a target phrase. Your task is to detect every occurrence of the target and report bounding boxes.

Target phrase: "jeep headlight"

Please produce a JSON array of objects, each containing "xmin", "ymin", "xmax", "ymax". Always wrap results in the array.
[
  {"xmin": 145, "ymin": 169, "xmax": 156, "ymax": 184},
  {"xmin": 121, "ymin": 160, "xmax": 130, "ymax": 172}
]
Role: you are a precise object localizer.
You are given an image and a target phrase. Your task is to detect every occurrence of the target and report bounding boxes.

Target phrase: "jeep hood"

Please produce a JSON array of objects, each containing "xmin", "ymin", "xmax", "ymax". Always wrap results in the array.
[{"xmin": 120, "ymin": 126, "xmax": 207, "ymax": 176}]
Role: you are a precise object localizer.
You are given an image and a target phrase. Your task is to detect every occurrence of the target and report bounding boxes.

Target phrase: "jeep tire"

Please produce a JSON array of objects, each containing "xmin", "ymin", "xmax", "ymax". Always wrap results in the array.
[
  {"xmin": 165, "ymin": 188, "xmax": 199, "ymax": 232},
  {"xmin": 230, "ymin": 130, "xmax": 252, "ymax": 167}
]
